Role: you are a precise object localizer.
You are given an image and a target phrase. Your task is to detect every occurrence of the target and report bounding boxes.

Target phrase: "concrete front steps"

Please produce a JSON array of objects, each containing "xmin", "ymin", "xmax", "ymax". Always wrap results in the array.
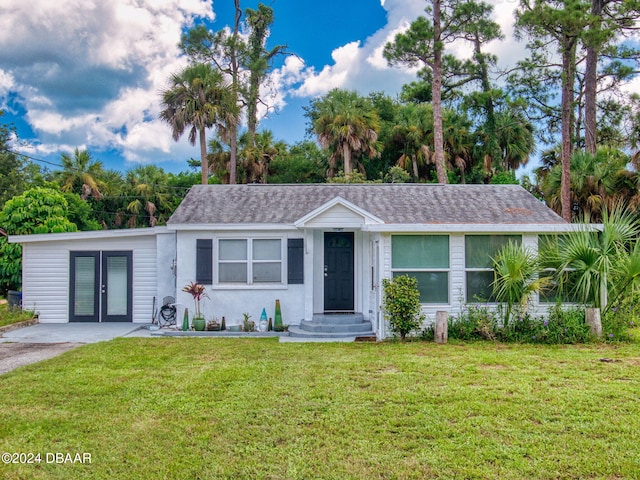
[{"xmin": 288, "ymin": 313, "xmax": 376, "ymax": 339}]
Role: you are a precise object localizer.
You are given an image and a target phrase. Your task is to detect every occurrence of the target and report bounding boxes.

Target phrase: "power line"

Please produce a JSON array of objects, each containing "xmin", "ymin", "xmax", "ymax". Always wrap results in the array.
[
  {"xmin": 5, "ymin": 148, "xmax": 64, "ymax": 168},
  {"xmin": 3, "ymin": 148, "xmax": 198, "ymax": 192}
]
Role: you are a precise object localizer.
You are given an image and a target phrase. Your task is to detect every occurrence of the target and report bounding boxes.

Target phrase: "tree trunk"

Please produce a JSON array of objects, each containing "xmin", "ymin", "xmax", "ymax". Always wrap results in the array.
[
  {"xmin": 435, "ymin": 311, "xmax": 448, "ymax": 344},
  {"xmin": 584, "ymin": 0, "xmax": 603, "ymax": 155},
  {"xmin": 228, "ymin": 0, "xmax": 242, "ymax": 185},
  {"xmin": 560, "ymin": 35, "xmax": 576, "ymax": 222},
  {"xmin": 229, "ymin": 129, "xmax": 238, "ymax": 184},
  {"xmin": 343, "ymin": 142, "xmax": 352, "ymax": 175},
  {"xmin": 199, "ymin": 127, "xmax": 208, "ymax": 185},
  {"xmin": 586, "ymin": 308, "xmax": 602, "ymax": 338},
  {"xmin": 432, "ymin": 0, "xmax": 447, "ymax": 184}
]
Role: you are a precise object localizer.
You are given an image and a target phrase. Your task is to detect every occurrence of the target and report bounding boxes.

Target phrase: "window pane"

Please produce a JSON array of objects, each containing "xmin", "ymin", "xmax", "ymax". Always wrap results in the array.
[
  {"xmin": 253, "ymin": 239, "xmax": 281, "ymax": 261},
  {"xmin": 219, "ymin": 263, "xmax": 247, "ymax": 283},
  {"xmin": 219, "ymin": 240, "xmax": 247, "ymax": 261},
  {"xmin": 392, "ymin": 235, "xmax": 449, "ymax": 268},
  {"xmin": 540, "ymin": 270, "xmax": 581, "ymax": 303},
  {"xmin": 465, "ymin": 235, "xmax": 521, "ymax": 268},
  {"xmin": 466, "ymin": 271, "xmax": 495, "ymax": 302},
  {"xmin": 106, "ymin": 256, "xmax": 128, "ymax": 316},
  {"xmin": 393, "ymin": 271, "xmax": 448, "ymax": 304},
  {"xmin": 74, "ymin": 257, "xmax": 95, "ymax": 316},
  {"xmin": 253, "ymin": 262, "xmax": 281, "ymax": 283}
]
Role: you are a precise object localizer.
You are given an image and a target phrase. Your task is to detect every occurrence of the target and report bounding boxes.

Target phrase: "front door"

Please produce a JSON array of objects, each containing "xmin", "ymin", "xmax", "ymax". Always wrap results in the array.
[
  {"xmin": 324, "ymin": 232, "xmax": 354, "ymax": 311},
  {"xmin": 70, "ymin": 251, "xmax": 133, "ymax": 322}
]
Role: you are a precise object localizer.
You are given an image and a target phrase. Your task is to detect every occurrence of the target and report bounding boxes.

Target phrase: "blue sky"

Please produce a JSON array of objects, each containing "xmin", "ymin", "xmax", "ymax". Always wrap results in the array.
[{"xmin": 0, "ymin": 0, "xmax": 531, "ymax": 174}]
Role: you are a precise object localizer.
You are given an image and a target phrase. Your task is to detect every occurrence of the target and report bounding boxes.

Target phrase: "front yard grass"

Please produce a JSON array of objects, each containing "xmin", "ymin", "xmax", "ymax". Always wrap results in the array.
[
  {"xmin": 0, "ymin": 300, "xmax": 35, "ymax": 328},
  {"xmin": 1, "ymin": 338, "xmax": 639, "ymax": 479}
]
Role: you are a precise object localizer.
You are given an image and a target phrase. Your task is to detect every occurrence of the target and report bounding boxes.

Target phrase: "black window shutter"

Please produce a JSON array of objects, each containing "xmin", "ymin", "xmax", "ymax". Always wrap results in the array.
[
  {"xmin": 196, "ymin": 239, "xmax": 213, "ymax": 284},
  {"xmin": 287, "ymin": 238, "xmax": 304, "ymax": 284}
]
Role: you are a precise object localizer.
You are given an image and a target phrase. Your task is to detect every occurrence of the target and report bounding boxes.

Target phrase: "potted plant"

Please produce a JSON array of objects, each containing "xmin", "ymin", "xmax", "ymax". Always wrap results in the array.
[
  {"xmin": 206, "ymin": 317, "xmax": 221, "ymax": 331},
  {"xmin": 242, "ymin": 312, "xmax": 255, "ymax": 332},
  {"xmin": 182, "ymin": 281, "xmax": 208, "ymax": 331}
]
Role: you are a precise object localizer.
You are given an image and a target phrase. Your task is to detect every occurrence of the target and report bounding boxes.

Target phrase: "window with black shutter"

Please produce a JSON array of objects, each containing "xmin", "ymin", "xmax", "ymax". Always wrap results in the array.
[
  {"xmin": 196, "ymin": 239, "xmax": 213, "ymax": 284},
  {"xmin": 287, "ymin": 238, "xmax": 304, "ymax": 284}
]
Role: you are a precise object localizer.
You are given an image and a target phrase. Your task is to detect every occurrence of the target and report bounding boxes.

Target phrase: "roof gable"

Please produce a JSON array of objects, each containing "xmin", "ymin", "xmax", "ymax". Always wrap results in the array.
[{"xmin": 294, "ymin": 196, "xmax": 384, "ymax": 228}]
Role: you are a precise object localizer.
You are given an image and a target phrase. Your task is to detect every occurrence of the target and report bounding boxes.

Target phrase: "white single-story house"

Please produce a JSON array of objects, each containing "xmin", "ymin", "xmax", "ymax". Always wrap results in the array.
[{"xmin": 9, "ymin": 184, "xmax": 575, "ymax": 339}]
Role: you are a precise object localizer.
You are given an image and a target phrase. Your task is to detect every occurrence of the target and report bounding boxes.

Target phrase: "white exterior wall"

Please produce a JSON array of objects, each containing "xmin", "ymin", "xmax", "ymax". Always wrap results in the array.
[
  {"xmin": 21, "ymin": 243, "xmax": 69, "ymax": 323},
  {"xmin": 175, "ymin": 230, "xmax": 305, "ymax": 328},
  {"xmin": 156, "ymin": 232, "xmax": 177, "ymax": 304},
  {"xmin": 20, "ymin": 232, "xmax": 160, "ymax": 323},
  {"xmin": 379, "ymin": 231, "xmax": 547, "ymax": 335}
]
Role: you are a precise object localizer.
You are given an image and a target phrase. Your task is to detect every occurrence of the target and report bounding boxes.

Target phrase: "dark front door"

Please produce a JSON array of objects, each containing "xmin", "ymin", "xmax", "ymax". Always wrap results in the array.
[
  {"xmin": 70, "ymin": 251, "xmax": 133, "ymax": 322},
  {"xmin": 324, "ymin": 232, "xmax": 354, "ymax": 311}
]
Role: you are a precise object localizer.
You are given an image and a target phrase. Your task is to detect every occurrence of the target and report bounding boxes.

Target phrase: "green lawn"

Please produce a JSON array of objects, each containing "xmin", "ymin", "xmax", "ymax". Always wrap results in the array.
[
  {"xmin": 0, "ymin": 300, "xmax": 35, "ymax": 328},
  {"xmin": 1, "ymin": 338, "xmax": 639, "ymax": 479}
]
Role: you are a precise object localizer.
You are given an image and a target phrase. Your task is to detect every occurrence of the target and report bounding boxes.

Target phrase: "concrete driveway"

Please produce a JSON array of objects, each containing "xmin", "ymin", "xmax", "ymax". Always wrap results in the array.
[
  {"xmin": 0, "ymin": 322, "xmax": 148, "ymax": 344},
  {"xmin": 0, "ymin": 323, "xmax": 150, "ymax": 375}
]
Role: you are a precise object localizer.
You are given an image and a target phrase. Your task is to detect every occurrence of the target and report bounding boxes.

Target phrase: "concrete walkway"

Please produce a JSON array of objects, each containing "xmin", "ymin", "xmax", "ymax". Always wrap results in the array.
[{"xmin": 0, "ymin": 323, "xmax": 149, "ymax": 344}]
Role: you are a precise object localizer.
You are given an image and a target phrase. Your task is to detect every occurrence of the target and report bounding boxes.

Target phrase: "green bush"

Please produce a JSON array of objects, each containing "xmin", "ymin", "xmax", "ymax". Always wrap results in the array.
[
  {"xmin": 500, "ymin": 306, "xmax": 592, "ymax": 344},
  {"xmin": 382, "ymin": 275, "xmax": 425, "ymax": 340},
  {"xmin": 448, "ymin": 304, "xmax": 594, "ymax": 344},
  {"xmin": 449, "ymin": 305, "xmax": 498, "ymax": 341},
  {"xmin": 602, "ymin": 294, "xmax": 640, "ymax": 341}
]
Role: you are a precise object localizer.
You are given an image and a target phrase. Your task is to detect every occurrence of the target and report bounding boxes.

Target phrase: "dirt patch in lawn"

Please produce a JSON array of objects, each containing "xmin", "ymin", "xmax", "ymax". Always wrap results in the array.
[{"xmin": 0, "ymin": 343, "xmax": 81, "ymax": 375}]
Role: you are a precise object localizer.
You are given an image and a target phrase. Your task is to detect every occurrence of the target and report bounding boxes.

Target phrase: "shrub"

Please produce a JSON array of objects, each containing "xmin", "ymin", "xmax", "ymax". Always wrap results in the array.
[
  {"xmin": 499, "ymin": 305, "xmax": 593, "ymax": 344},
  {"xmin": 602, "ymin": 294, "xmax": 640, "ymax": 342},
  {"xmin": 449, "ymin": 305, "xmax": 498, "ymax": 341},
  {"xmin": 382, "ymin": 275, "xmax": 425, "ymax": 340},
  {"xmin": 492, "ymin": 242, "xmax": 550, "ymax": 325},
  {"xmin": 449, "ymin": 304, "xmax": 594, "ymax": 344}
]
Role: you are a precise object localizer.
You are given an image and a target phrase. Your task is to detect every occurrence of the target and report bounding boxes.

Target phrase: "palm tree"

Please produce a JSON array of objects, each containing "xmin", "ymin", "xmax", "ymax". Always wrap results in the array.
[
  {"xmin": 242, "ymin": 130, "xmax": 283, "ymax": 184},
  {"xmin": 310, "ymin": 89, "xmax": 381, "ymax": 178},
  {"xmin": 56, "ymin": 148, "xmax": 104, "ymax": 199},
  {"xmin": 493, "ymin": 111, "xmax": 535, "ymax": 172},
  {"xmin": 545, "ymin": 208, "xmax": 640, "ymax": 312},
  {"xmin": 159, "ymin": 63, "xmax": 237, "ymax": 185},
  {"xmin": 492, "ymin": 241, "xmax": 550, "ymax": 325},
  {"xmin": 392, "ymin": 104, "xmax": 431, "ymax": 181},
  {"xmin": 440, "ymin": 109, "xmax": 474, "ymax": 182},
  {"xmin": 125, "ymin": 165, "xmax": 171, "ymax": 227},
  {"xmin": 542, "ymin": 148, "xmax": 633, "ymax": 222},
  {"xmin": 90, "ymin": 169, "xmax": 124, "ymax": 229},
  {"xmin": 207, "ymin": 138, "xmax": 231, "ymax": 184}
]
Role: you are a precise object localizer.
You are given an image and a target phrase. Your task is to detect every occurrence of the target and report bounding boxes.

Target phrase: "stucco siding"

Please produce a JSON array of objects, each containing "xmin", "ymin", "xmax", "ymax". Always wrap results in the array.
[{"xmin": 175, "ymin": 230, "xmax": 306, "ymax": 327}]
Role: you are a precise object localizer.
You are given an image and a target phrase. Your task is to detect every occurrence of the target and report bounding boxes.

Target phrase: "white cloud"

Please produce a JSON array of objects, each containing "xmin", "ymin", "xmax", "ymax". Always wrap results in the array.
[
  {"xmin": 295, "ymin": 42, "xmax": 363, "ymax": 97},
  {"xmin": 288, "ymin": 0, "xmax": 425, "ymax": 100},
  {"xmin": 275, "ymin": 0, "xmax": 540, "ymax": 112},
  {"xmin": 0, "ymin": 69, "xmax": 15, "ymax": 94},
  {"xmin": 0, "ymin": 0, "xmax": 213, "ymax": 166}
]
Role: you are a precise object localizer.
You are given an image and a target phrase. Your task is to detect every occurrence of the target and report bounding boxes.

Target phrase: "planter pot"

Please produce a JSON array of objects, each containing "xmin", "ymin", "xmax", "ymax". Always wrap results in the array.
[
  {"xmin": 7, "ymin": 290, "xmax": 22, "ymax": 308},
  {"xmin": 192, "ymin": 317, "xmax": 206, "ymax": 331}
]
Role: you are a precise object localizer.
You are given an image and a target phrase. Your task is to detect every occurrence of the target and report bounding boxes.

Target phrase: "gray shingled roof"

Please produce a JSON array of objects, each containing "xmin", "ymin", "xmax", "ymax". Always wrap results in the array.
[{"xmin": 167, "ymin": 184, "xmax": 566, "ymax": 225}]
